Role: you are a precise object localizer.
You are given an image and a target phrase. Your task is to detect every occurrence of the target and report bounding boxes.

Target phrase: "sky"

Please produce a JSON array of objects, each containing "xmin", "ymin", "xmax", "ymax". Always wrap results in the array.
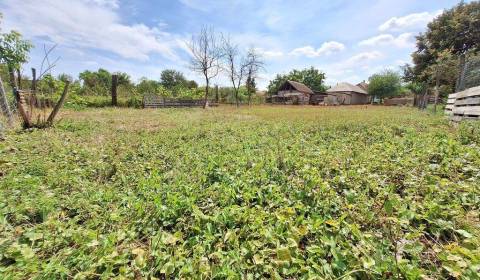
[{"xmin": 0, "ymin": 0, "xmax": 466, "ymax": 89}]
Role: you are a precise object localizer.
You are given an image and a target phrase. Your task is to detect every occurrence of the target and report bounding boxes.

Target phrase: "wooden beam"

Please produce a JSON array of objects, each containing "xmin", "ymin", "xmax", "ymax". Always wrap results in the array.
[
  {"xmin": 14, "ymin": 89, "xmax": 32, "ymax": 128},
  {"xmin": 31, "ymin": 68, "xmax": 37, "ymax": 91},
  {"xmin": 47, "ymin": 81, "xmax": 70, "ymax": 126},
  {"xmin": 111, "ymin": 74, "xmax": 118, "ymax": 106}
]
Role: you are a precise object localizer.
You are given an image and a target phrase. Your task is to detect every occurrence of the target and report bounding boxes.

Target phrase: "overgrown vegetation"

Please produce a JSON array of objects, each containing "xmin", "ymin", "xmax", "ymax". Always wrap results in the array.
[{"xmin": 1, "ymin": 106, "xmax": 478, "ymax": 279}]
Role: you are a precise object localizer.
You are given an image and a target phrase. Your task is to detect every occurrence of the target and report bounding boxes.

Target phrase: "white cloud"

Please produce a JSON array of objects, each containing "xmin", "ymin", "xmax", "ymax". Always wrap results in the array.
[
  {"xmin": 379, "ymin": 10, "xmax": 442, "ymax": 32},
  {"xmin": 2, "ymin": 0, "xmax": 182, "ymax": 61},
  {"xmin": 359, "ymin": 33, "xmax": 415, "ymax": 48},
  {"xmin": 255, "ymin": 48, "xmax": 284, "ymax": 58},
  {"xmin": 290, "ymin": 41, "xmax": 345, "ymax": 57},
  {"xmin": 345, "ymin": 51, "xmax": 383, "ymax": 65},
  {"xmin": 85, "ymin": 0, "xmax": 120, "ymax": 9}
]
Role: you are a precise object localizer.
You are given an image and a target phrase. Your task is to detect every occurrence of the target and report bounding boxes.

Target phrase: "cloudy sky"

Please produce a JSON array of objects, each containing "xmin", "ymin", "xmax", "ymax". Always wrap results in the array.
[{"xmin": 0, "ymin": 0, "xmax": 465, "ymax": 89}]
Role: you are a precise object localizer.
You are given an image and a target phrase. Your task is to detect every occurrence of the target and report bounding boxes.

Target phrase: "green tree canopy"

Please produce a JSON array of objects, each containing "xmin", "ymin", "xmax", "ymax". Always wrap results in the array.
[
  {"xmin": 79, "ymin": 69, "xmax": 131, "ymax": 95},
  {"xmin": 0, "ymin": 21, "xmax": 33, "ymax": 70},
  {"xmin": 267, "ymin": 67, "xmax": 327, "ymax": 95},
  {"xmin": 136, "ymin": 78, "xmax": 161, "ymax": 96},
  {"xmin": 409, "ymin": 1, "xmax": 480, "ymax": 90},
  {"xmin": 368, "ymin": 70, "xmax": 402, "ymax": 101},
  {"xmin": 160, "ymin": 69, "xmax": 188, "ymax": 89}
]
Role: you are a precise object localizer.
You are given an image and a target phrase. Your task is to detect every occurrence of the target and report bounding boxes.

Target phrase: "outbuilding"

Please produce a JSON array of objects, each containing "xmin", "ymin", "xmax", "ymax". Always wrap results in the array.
[
  {"xmin": 271, "ymin": 80, "xmax": 314, "ymax": 105},
  {"xmin": 326, "ymin": 82, "xmax": 369, "ymax": 105}
]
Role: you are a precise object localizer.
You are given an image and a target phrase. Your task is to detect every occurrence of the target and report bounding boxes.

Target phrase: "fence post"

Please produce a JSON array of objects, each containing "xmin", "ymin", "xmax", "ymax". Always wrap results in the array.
[
  {"xmin": 14, "ymin": 88, "xmax": 32, "ymax": 128},
  {"xmin": 0, "ymin": 76, "xmax": 13, "ymax": 126},
  {"xmin": 111, "ymin": 74, "xmax": 118, "ymax": 106},
  {"xmin": 31, "ymin": 68, "xmax": 37, "ymax": 91}
]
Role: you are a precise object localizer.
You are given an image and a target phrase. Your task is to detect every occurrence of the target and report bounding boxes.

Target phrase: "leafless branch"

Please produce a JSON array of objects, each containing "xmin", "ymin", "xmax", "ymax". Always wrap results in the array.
[{"xmin": 38, "ymin": 44, "xmax": 60, "ymax": 80}]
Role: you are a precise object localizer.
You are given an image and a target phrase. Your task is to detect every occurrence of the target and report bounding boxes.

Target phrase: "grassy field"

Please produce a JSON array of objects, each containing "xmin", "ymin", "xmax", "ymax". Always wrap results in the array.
[{"xmin": 1, "ymin": 106, "xmax": 479, "ymax": 279}]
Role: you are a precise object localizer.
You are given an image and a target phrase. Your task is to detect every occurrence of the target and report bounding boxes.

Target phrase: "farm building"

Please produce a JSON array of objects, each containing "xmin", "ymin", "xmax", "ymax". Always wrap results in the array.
[
  {"xmin": 270, "ymin": 80, "xmax": 313, "ymax": 105},
  {"xmin": 309, "ymin": 91, "xmax": 329, "ymax": 105},
  {"xmin": 357, "ymin": 81, "xmax": 369, "ymax": 92},
  {"xmin": 326, "ymin": 82, "xmax": 369, "ymax": 105}
]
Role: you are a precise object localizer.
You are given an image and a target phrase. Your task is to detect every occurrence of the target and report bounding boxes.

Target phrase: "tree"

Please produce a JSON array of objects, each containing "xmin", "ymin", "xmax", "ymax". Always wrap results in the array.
[
  {"xmin": 160, "ymin": 69, "xmax": 188, "ymax": 89},
  {"xmin": 0, "ymin": 29, "xmax": 33, "ymax": 88},
  {"xmin": 222, "ymin": 36, "xmax": 248, "ymax": 107},
  {"xmin": 186, "ymin": 80, "xmax": 198, "ymax": 89},
  {"xmin": 79, "ymin": 69, "xmax": 111, "ymax": 95},
  {"xmin": 78, "ymin": 69, "xmax": 131, "ymax": 96},
  {"xmin": 137, "ymin": 78, "xmax": 161, "ymax": 96},
  {"xmin": 410, "ymin": 1, "xmax": 480, "ymax": 91},
  {"xmin": 267, "ymin": 67, "xmax": 327, "ymax": 95},
  {"xmin": 188, "ymin": 26, "xmax": 223, "ymax": 109},
  {"xmin": 245, "ymin": 48, "xmax": 264, "ymax": 105},
  {"xmin": 368, "ymin": 70, "xmax": 402, "ymax": 102}
]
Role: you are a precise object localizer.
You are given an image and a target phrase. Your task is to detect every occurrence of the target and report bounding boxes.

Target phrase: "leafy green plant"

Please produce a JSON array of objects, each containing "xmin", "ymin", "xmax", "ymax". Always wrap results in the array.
[{"xmin": 0, "ymin": 106, "xmax": 478, "ymax": 279}]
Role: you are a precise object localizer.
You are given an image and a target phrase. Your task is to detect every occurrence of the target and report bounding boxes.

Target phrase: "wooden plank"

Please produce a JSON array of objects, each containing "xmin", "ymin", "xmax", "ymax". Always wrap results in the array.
[
  {"xmin": 456, "ymin": 86, "xmax": 480, "ymax": 99},
  {"xmin": 454, "ymin": 97, "xmax": 480, "ymax": 106},
  {"xmin": 111, "ymin": 74, "xmax": 118, "ymax": 106},
  {"xmin": 453, "ymin": 106, "xmax": 480, "ymax": 116},
  {"xmin": 47, "ymin": 81, "xmax": 70, "ymax": 125}
]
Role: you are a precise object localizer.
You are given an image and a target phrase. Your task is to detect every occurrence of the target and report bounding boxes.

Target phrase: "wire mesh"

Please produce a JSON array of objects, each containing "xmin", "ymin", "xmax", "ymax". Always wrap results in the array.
[{"xmin": 461, "ymin": 56, "xmax": 480, "ymax": 91}]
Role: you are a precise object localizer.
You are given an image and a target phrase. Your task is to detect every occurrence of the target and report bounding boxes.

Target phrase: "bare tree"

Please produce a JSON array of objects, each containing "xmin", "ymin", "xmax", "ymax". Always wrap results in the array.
[
  {"xmin": 222, "ymin": 36, "xmax": 248, "ymax": 107},
  {"xmin": 244, "ymin": 48, "xmax": 264, "ymax": 105},
  {"xmin": 188, "ymin": 27, "xmax": 223, "ymax": 109}
]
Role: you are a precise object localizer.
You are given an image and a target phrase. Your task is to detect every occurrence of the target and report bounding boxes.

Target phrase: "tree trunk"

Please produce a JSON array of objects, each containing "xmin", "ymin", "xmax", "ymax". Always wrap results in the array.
[
  {"xmin": 16, "ymin": 68, "xmax": 22, "ymax": 90},
  {"xmin": 247, "ymin": 83, "xmax": 252, "ymax": 106},
  {"xmin": 235, "ymin": 88, "xmax": 239, "ymax": 108},
  {"xmin": 203, "ymin": 79, "xmax": 209, "ymax": 109},
  {"xmin": 433, "ymin": 69, "xmax": 440, "ymax": 113},
  {"xmin": 0, "ymin": 75, "xmax": 13, "ymax": 126},
  {"xmin": 421, "ymin": 88, "xmax": 429, "ymax": 110},
  {"xmin": 215, "ymin": 85, "xmax": 219, "ymax": 103}
]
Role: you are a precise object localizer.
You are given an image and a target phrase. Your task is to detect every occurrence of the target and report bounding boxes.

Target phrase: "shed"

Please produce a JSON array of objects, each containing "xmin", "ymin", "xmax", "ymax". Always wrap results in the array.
[
  {"xmin": 326, "ymin": 82, "xmax": 369, "ymax": 105},
  {"xmin": 273, "ymin": 80, "xmax": 313, "ymax": 105}
]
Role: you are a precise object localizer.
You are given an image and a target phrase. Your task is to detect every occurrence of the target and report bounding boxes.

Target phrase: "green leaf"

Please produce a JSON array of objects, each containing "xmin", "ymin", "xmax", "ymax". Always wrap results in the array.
[
  {"xmin": 384, "ymin": 199, "xmax": 393, "ymax": 215},
  {"xmin": 276, "ymin": 247, "xmax": 291, "ymax": 262},
  {"xmin": 455, "ymin": 229, "xmax": 472, "ymax": 239}
]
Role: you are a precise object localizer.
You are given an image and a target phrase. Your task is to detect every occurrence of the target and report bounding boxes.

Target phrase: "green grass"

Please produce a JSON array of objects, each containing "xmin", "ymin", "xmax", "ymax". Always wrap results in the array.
[{"xmin": 1, "ymin": 106, "xmax": 479, "ymax": 279}]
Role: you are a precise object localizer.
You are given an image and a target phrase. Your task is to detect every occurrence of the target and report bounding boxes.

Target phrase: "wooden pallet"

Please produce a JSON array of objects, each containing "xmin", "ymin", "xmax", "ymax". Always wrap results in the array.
[
  {"xmin": 445, "ymin": 93, "xmax": 457, "ymax": 116},
  {"xmin": 447, "ymin": 86, "xmax": 480, "ymax": 121}
]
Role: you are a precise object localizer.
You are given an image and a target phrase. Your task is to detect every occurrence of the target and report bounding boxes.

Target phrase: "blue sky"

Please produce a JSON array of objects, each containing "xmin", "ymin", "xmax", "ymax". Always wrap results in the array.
[{"xmin": 0, "ymin": 0, "xmax": 465, "ymax": 89}]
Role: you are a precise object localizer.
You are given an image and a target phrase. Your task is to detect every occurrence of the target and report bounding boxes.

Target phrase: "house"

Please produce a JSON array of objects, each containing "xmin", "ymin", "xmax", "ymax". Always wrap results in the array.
[
  {"xmin": 309, "ymin": 91, "xmax": 329, "ymax": 105},
  {"xmin": 270, "ymin": 80, "xmax": 314, "ymax": 105},
  {"xmin": 326, "ymin": 82, "xmax": 369, "ymax": 105},
  {"xmin": 357, "ymin": 81, "xmax": 369, "ymax": 92}
]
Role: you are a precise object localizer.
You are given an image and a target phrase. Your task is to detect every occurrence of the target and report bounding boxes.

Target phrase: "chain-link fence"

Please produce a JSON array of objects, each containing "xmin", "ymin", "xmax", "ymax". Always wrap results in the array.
[{"xmin": 458, "ymin": 55, "xmax": 480, "ymax": 92}]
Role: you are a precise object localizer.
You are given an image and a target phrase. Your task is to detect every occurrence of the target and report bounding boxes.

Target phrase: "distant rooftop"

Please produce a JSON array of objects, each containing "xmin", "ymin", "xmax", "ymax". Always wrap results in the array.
[{"xmin": 327, "ymin": 82, "xmax": 368, "ymax": 95}]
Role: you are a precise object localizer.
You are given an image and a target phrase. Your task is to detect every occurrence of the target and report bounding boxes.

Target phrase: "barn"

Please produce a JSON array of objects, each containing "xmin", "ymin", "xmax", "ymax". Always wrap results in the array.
[
  {"xmin": 270, "ymin": 80, "xmax": 313, "ymax": 105},
  {"xmin": 326, "ymin": 82, "xmax": 369, "ymax": 105}
]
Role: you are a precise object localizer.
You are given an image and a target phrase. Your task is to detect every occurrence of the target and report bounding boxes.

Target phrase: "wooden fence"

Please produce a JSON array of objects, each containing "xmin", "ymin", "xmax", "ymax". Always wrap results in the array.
[
  {"xmin": 446, "ymin": 86, "xmax": 480, "ymax": 121},
  {"xmin": 143, "ymin": 96, "xmax": 218, "ymax": 108},
  {"xmin": 384, "ymin": 97, "xmax": 414, "ymax": 106}
]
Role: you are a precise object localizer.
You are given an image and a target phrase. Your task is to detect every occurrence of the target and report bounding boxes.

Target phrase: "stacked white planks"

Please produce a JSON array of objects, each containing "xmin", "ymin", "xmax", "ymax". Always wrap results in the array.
[
  {"xmin": 446, "ymin": 86, "xmax": 480, "ymax": 121},
  {"xmin": 445, "ymin": 93, "xmax": 457, "ymax": 116}
]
